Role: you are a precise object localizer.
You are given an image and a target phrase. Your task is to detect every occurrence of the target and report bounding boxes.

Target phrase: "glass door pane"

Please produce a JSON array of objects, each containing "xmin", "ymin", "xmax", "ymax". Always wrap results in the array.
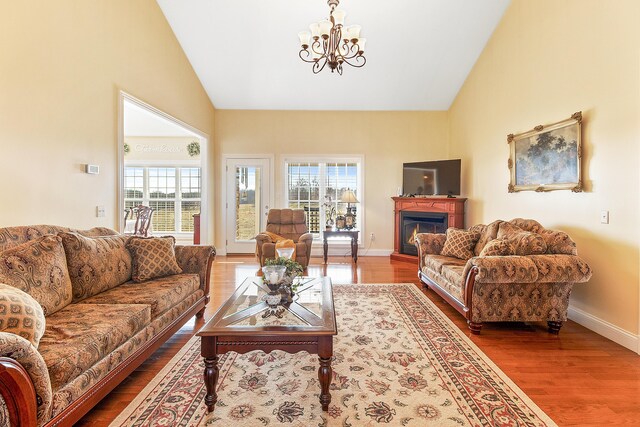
[
  {"xmin": 235, "ymin": 166, "xmax": 261, "ymax": 241},
  {"xmin": 226, "ymin": 158, "xmax": 271, "ymax": 254}
]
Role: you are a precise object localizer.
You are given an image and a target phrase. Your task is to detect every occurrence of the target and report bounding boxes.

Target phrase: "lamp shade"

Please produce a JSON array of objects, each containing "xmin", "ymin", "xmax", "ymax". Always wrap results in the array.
[
  {"xmin": 298, "ymin": 31, "xmax": 311, "ymax": 46},
  {"xmin": 340, "ymin": 190, "xmax": 359, "ymax": 204},
  {"xmin": 332, "ymin": 9, "xmax": 346, "ymax": 26}
]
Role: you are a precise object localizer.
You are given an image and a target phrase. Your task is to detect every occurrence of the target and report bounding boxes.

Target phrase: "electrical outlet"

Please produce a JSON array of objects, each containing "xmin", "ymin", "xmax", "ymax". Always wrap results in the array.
[
  {"xmin": 600, "ymin": 210, "xmax": 609, "ymax": 224},
  {"xmin": 370, "ymin": 232, "xmax": 375, "ymax": 242},
  {"xmin": 96, "ymin": 206, "xmax": 106, "ymax": 218}
]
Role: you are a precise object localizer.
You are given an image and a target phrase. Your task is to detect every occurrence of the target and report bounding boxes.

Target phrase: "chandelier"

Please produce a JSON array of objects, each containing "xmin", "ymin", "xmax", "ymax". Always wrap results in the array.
[{"xmin": 298, "ymin": 0, "xmax": 366, "ymax": 75}]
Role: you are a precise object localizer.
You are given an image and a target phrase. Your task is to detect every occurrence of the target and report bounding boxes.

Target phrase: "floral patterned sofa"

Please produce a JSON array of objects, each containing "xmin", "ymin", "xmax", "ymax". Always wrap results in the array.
[
  {"xmin": 0, "ymin": 225, "xmax": 215, "ymax": 426},
  {"xmin": 415, "ymin": 218, "xmax": 592, "ymax": 334}
]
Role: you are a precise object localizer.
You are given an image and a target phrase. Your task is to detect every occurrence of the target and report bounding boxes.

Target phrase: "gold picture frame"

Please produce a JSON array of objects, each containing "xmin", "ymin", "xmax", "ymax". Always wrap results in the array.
[{"xmin": 507, "ymin": 111, "xmax": 583, "ymax": 193}]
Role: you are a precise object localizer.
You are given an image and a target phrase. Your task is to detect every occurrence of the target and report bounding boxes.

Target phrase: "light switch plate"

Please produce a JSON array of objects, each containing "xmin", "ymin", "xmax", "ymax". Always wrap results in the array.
[
  {"xmin": 600, "ymin": 210, "xmax": 609, "ymax": 224},
  {"xmin": 96, "ymin": 206, "xmax": 106, "ymax": 218}
]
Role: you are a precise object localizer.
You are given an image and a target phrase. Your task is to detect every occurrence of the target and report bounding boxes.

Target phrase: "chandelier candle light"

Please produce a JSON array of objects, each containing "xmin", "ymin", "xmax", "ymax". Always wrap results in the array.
[{"xmin": 298, "ymin": 0, "xmax": 366, "ymax": 75}]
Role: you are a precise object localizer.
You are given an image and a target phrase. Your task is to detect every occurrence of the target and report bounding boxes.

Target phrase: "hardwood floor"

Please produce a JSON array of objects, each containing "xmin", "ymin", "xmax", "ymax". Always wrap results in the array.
[{"xmin": 78, "ymin": 255, "xmax": 640, "ymax": 426}]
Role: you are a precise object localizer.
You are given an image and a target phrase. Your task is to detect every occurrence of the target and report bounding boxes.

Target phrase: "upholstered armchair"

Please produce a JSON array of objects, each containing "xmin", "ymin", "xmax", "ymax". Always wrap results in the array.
[{"xmin": 255, "ymin": 209, "xmax": 313, "ymax": 268}]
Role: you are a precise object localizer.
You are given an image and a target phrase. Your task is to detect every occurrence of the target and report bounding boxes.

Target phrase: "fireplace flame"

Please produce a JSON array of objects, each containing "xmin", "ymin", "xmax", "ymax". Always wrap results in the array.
[{"xmin": 407, "ymin": 225, "xmax": 420, "ymax": 246}]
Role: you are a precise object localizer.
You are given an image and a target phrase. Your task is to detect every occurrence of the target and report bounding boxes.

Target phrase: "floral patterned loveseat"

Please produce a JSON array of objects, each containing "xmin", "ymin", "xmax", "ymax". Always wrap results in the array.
[
  {"xmin": 0, "ymin": 225, "xmax": 215, "ymax": 426},
  {"xmin": 415, "ymin": 218, "xmax": 592, "ymax": 334}
]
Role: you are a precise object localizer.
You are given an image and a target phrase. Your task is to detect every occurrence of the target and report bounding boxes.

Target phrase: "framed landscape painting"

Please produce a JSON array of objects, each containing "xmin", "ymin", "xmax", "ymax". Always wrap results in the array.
[{"xmin": 508, "ymin": 111, "xmax": 583, "ymax": 192}]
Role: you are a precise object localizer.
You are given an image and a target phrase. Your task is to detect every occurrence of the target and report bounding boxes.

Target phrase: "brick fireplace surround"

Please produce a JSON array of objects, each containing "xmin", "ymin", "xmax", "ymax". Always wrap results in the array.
[{"xmin": 391, "ymin": 197, "xmax": 467, "ymax": 263}]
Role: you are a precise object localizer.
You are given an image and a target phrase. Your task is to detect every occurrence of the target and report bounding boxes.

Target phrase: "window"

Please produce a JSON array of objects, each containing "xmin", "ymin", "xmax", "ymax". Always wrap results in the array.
[
  {"xmin": 124, "ymin": 166, "xmax": 201, "ymax": 233},
  {"xmin": 285, "ymin": 158, "xmax": 363, "ymax": 238}
]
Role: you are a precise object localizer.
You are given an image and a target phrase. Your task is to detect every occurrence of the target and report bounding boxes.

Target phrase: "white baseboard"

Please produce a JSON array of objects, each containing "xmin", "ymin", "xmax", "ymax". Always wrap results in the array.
[
  {"xmin": 568, "ymin": 305, "xmax": 639, "ymax": 353},
  {"xmin": 357, "ymin": 249, "xmax": 394, "ymax": 256}
]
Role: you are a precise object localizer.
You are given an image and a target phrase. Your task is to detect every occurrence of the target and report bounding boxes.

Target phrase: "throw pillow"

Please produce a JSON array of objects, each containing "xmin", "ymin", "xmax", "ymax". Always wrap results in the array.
[
  {"xmin": 479, "ymin": 238, "xmax": 516, "ymax": 257},
  {"xmin": 473, "ymin": 220, "xmax": 504, "ymax": 256},
  {"xmin": 0, "ymin": 283, "xmax": 46, "ymax": 347},
  {"xmin": 58, "ymin": 232, "xmax": 133, "ymax": 302},
  {"xmin": 126, "ymin": 236, "xmax": 183, "ymax": 283},
  {"xmin": 0, "ymin": 235, "xmax": 73, "ymax": 315},
  {"xmin": 441, "ymin": 228, "xmax": 481, "ymax": 260},
  {"xmin": 497, "ymin": 222, "xmax": 547, "ymax": 256}
]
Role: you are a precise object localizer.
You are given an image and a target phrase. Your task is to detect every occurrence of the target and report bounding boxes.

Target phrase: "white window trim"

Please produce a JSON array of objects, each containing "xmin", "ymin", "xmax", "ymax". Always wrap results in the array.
[{"xmin": 282, "ymin": 155, "xmax": 365, "ymax": 245}]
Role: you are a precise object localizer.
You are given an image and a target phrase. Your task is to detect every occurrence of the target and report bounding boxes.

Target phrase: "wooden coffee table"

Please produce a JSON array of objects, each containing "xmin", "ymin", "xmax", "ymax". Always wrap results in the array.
[{"xmin": 197, "ymin": 276, "xmax": 337, "ymax": 413}]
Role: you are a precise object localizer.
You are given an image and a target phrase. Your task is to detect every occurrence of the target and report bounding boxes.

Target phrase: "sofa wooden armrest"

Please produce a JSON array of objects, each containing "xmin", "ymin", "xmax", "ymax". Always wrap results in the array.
[{"xmin": 0, "ymin": 333, "xmax": 51, "ymax": 426}]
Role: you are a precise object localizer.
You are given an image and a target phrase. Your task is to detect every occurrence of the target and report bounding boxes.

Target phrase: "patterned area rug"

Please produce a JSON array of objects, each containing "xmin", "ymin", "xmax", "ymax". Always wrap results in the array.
[{"xmin": 111, "ymin": 284, "xmax": 556, "ymax": 426}]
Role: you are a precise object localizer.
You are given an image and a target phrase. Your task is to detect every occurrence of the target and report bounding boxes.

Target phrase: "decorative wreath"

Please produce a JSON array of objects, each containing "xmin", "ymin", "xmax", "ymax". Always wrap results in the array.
[{"xmin": 187, "ymin": 141, "xmax": 200, "ymax": 157}]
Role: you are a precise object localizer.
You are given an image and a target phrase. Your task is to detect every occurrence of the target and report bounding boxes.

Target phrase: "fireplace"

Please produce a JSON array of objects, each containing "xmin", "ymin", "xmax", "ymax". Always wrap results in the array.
[
  {"xmin": 401, "ymin": 212, "xmax": 448, "ymax": 255},
  {"xmin": 391, "ymin": 197, "xmax": 467, "ymax": 263}
]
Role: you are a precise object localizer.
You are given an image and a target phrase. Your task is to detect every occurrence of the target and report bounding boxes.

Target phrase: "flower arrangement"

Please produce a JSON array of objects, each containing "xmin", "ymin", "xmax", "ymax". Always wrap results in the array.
[
  {"xmin": 264, "ymin": 257, "xmax": 304, "ymax": 293},
  {"xmin": 265, "ymin": 256, "xmax": 303, "ymax": 278},
  {"xmin": 322, "ymin": 195, "xmax": 336, "ymax": 228}
]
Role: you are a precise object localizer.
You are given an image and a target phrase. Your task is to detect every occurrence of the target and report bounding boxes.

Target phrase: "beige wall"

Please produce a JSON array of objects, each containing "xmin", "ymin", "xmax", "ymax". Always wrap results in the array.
[
  {"xmin": 214, "ymin": 110, "xmax": 450, "ymax": 253},
  {"xmin": 449, "ymin": 0, "xmax": 640, "ymax": 335},
  {"xmin": 0, "ymin": 0, "xmax": 215, "ymax": 239}
]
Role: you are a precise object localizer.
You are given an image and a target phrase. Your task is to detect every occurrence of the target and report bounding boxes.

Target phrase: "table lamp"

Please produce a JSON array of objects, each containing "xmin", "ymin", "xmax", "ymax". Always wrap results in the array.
[{"xmin": 340, "ymin": 190, "xmax": 359, "ymax": 229}]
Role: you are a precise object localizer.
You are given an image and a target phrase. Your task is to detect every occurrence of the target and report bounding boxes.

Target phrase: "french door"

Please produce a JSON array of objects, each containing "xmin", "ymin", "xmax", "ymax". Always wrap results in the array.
[{"xmin": 225, "ymin": 157, "xmax": 272, "ymax": 253}]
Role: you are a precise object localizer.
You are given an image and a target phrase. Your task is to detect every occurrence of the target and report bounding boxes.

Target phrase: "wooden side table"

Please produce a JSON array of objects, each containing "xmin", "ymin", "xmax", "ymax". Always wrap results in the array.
[{"xmin": 323, "ymin": 229, "xmax": 359, "ymax": 263}]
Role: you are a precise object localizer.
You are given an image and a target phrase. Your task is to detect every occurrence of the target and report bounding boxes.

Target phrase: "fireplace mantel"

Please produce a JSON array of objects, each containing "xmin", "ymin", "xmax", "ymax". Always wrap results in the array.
[{"xmin": 391, "ymin": 196, "xmax": 467, "ymax": 263}]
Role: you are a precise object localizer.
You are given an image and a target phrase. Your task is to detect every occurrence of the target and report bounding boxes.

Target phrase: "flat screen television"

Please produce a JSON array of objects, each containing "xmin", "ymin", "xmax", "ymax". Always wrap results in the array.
[{"xmin": 403, "ymin": 159, "xmax": 461, "ymax": 196}]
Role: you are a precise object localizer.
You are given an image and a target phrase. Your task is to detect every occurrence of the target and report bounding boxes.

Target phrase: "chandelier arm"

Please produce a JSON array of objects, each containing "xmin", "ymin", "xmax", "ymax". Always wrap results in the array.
[
  {"xmin": 312, "ymin": 57, "xmax": 328, "ymax": 74},
  {"xmin": 337, "ymin": 43, "xmax": 361, "ymax": 60},
  {"xmin": 340, "ymin": 55, "xmax": 366, "ymax": 68},
  {"xmin": 299, "ymin": 49, "xmax": 318, "ymax": 63},
  {"xmin": 310, "ymin": 39, "xmax": 324, "ymax": 55}
]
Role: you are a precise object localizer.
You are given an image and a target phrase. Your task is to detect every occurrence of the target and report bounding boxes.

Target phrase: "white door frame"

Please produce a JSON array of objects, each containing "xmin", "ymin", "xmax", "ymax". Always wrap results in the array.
[
  {"xmin": 117, "ymin": 91, "xmax": 211, "ymax": 244},
  {"xmin": 221, "ymin": 154, "xmax": 275, "ymax": 254}
]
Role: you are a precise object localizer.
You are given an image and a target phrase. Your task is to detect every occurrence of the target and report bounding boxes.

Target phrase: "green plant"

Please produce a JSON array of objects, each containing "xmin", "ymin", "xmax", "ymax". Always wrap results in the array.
[
  {"xmin": 124, "ymin": 143, "xmax": 130, "ymax": 154},
  {"xmin": 265, "ymin": 257, "xmax": 303, "ymax": 278},
  {"xmin": 187, "ymin": 141, "xmax": 200, "ymax": 157}
]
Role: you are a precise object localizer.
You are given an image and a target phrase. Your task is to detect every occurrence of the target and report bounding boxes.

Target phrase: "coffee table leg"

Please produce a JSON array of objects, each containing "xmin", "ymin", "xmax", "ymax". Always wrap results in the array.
[
  {"xmin": 318, "ymin": 357, "xmax": 332, "ymax": 411},
  {"xmin": 318, "ymin": 337, "xmax": 333, "ymax": 411},
  {"xmin": 204, "ymin": 355, "xmax": 219, "ymax": 412}
]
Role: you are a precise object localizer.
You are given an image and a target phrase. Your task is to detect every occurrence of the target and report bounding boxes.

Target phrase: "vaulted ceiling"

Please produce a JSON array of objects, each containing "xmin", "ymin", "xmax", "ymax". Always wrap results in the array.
[{"xmin": 157, "ymin": 0, "xmax": 510, "ymax": 111}]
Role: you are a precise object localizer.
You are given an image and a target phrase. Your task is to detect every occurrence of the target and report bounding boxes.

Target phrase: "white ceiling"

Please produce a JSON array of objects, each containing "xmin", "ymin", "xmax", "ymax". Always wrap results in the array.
[
  {"xmin": 157, "ymin": 0, "xmax": 510, "ymax": 111},
  {"xmin": 124, "ymin": 100, "xmax": 197, "ymax": 137}
]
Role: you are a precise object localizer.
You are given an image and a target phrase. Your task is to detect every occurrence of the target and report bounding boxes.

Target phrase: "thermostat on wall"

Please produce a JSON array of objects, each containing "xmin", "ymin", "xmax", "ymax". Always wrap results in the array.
[{"xmin": 85, "ymin": 164, "xmax": 100, "ymax": 175}]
